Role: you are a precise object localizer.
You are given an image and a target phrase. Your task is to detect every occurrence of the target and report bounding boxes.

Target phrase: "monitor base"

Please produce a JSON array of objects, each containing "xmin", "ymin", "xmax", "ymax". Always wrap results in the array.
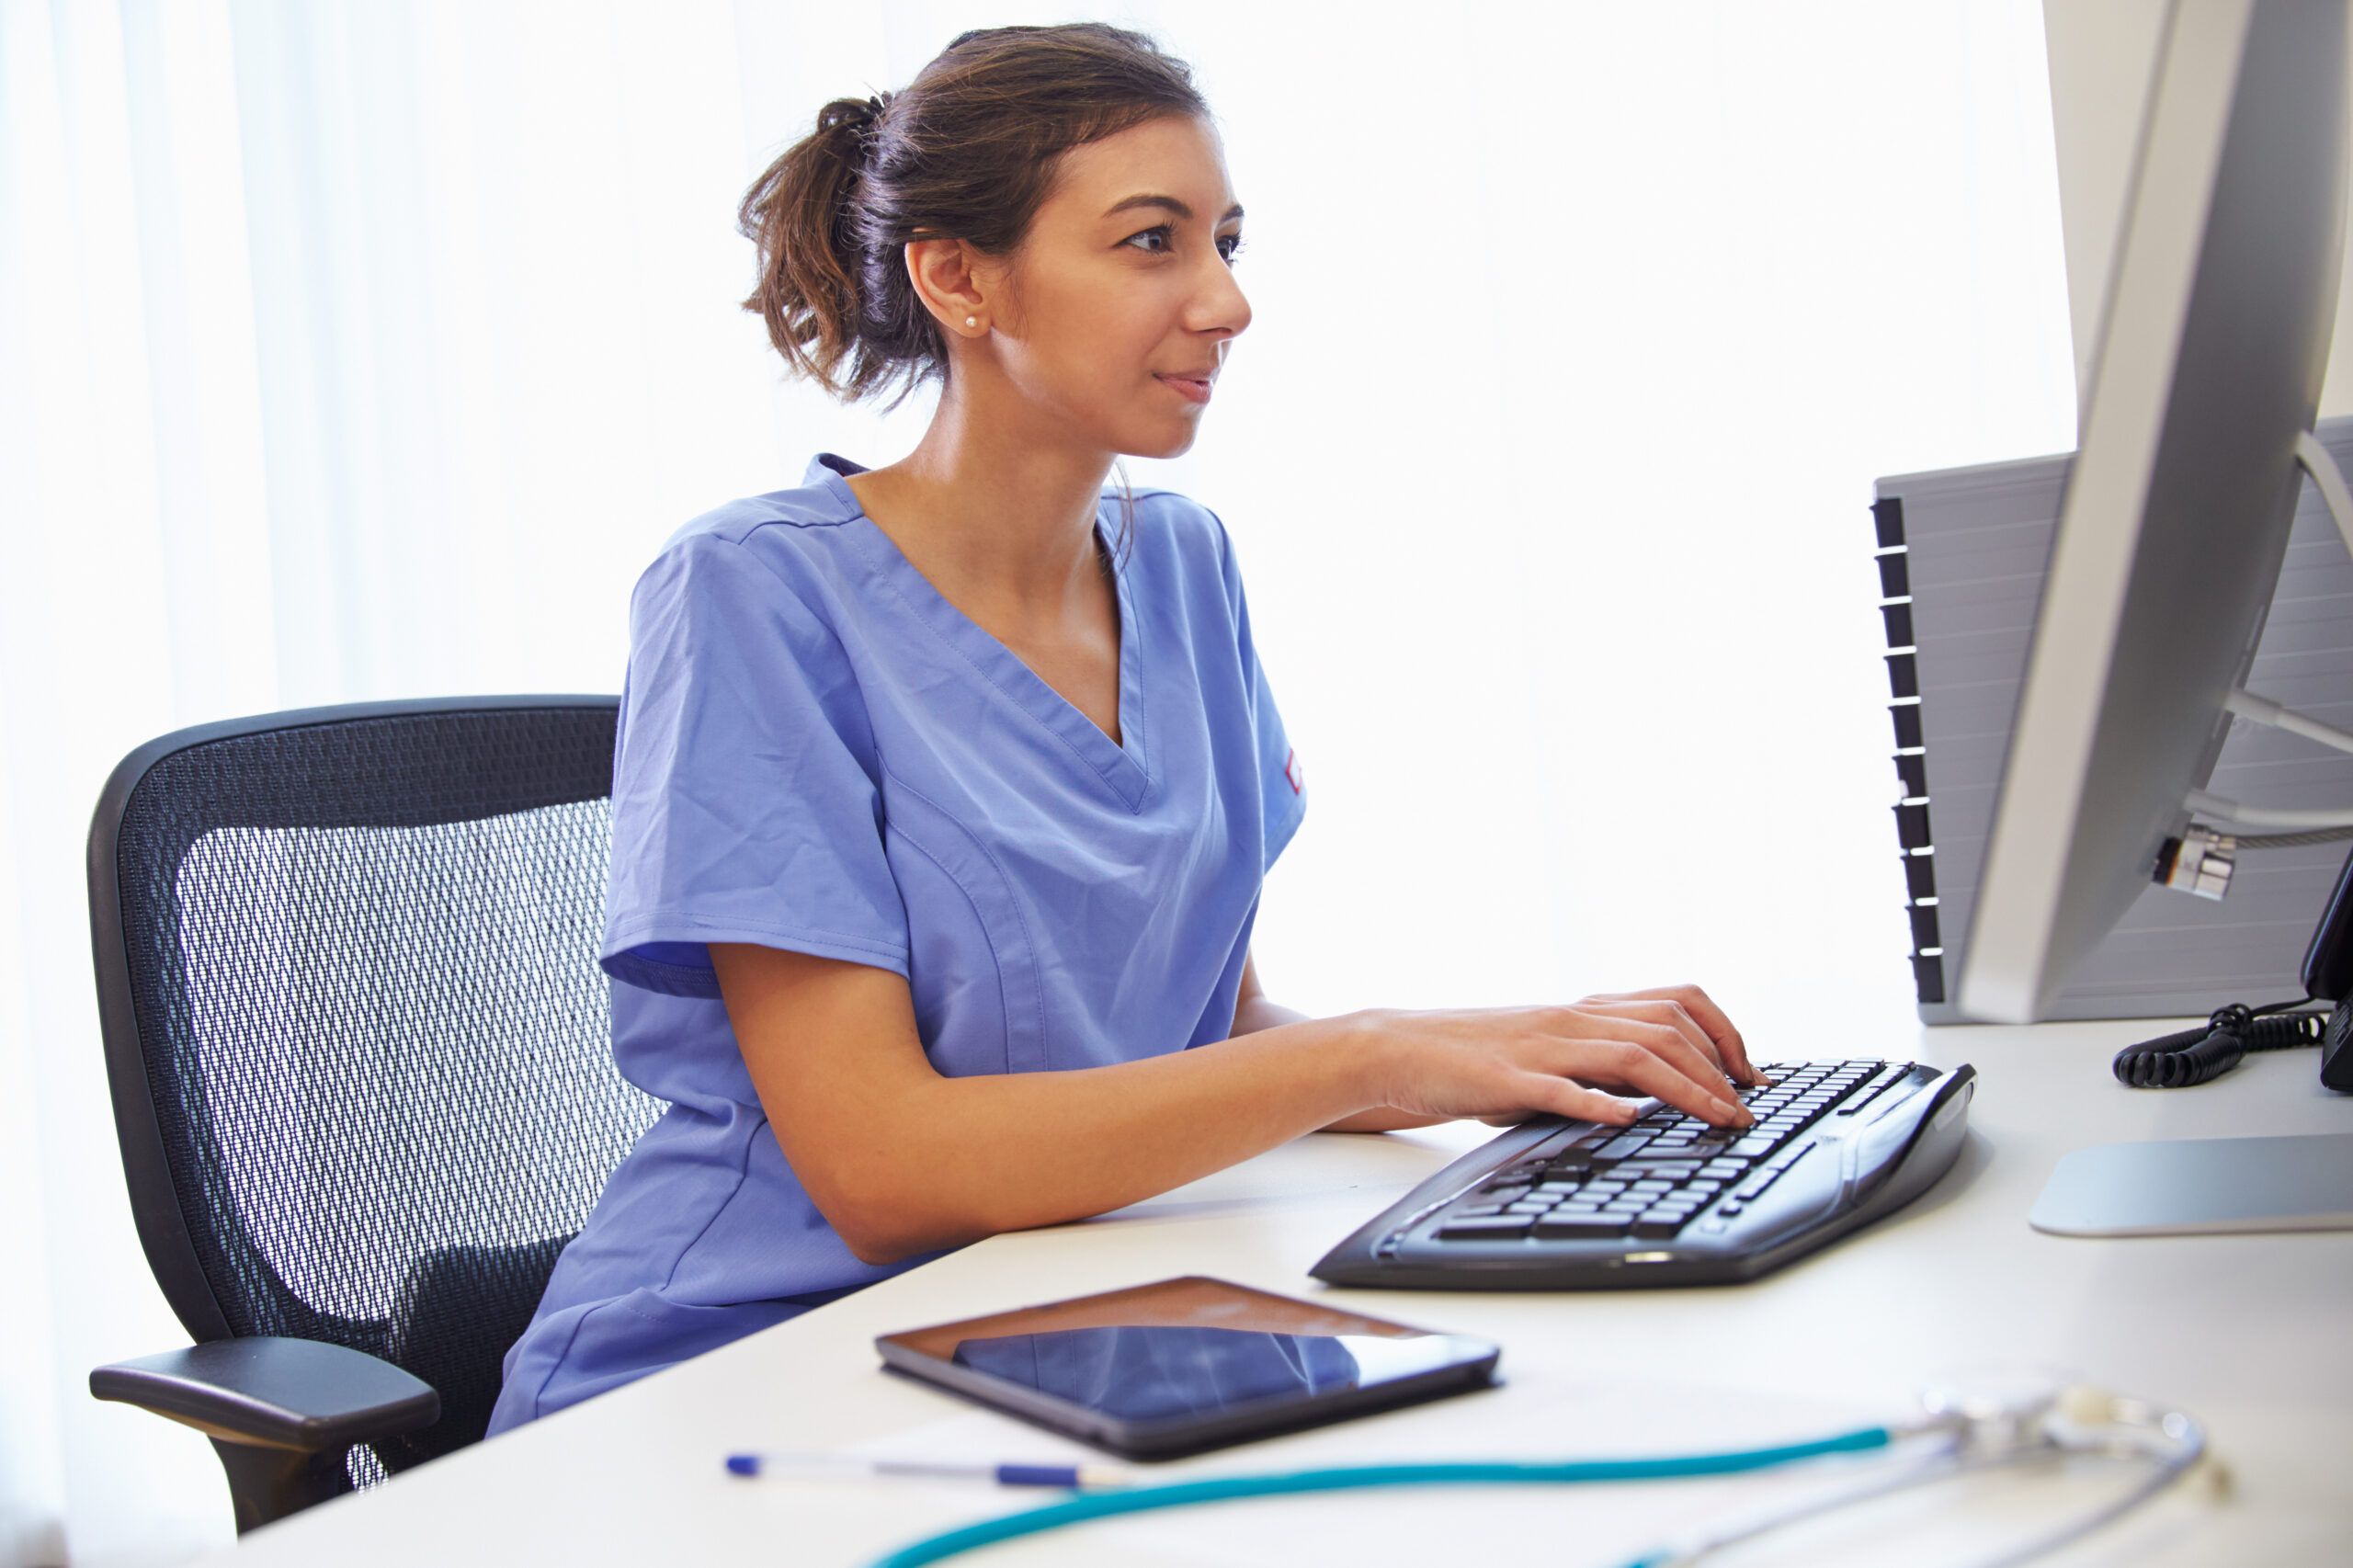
[{"xmin": 2029, "ymin": 1133, "xmax": 2353, "ymax": 1236}]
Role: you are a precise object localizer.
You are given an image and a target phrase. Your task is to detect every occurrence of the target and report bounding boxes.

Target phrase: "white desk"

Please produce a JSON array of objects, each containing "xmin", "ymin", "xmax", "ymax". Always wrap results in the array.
[{"xmin": 209, "ymin": 1022, "xmax": 2351, "ymax": 1566}]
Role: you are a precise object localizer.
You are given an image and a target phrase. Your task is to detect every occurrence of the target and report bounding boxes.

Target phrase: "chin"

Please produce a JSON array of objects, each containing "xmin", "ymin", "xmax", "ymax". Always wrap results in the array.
[{"xmin": 1119, "ymin": 419, "xmax": 1205, "ymax": 462}]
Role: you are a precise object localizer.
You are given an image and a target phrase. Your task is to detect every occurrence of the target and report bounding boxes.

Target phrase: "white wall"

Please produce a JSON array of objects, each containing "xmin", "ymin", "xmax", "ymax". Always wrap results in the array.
[{"xmin": 1114, "ymin": 1, "xmax": 2076, "ymax": 1030}]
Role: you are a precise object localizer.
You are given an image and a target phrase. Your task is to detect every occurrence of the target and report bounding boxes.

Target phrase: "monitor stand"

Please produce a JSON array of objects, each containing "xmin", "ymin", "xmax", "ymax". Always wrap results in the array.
[
  {"xmin": 2029, "ymin": 1132, "xmax": 2353, "ymax": 1236},
  {"xmin": 2028, "ymin": 434, "xmax": 2353, "ymax": 1239}
]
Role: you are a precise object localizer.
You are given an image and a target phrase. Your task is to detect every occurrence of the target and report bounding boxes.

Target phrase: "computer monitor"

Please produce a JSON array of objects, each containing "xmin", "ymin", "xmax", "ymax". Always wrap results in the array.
[{"xmin": 1960, "ymin": 0, "xmax": 2352, "ymax": 1026}]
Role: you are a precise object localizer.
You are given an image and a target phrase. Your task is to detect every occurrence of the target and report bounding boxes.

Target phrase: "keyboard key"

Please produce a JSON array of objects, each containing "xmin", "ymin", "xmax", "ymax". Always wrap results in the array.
[
  {"xmin": 1632, "ymin": 1215, "xmax": 1691, "ymax": 1239},
  {"xmin": 1595, "ymin": 1134, "xmax": 1654, "ymax": 1160},
  {"xmin": 1438, "ymin": 1216, "xmax": 1532, "ymax": 1240},
  {"xmin": 1535, "ymin": 1215, "xmax": 1634, "ymax": 1239},
  {"xmin": 1836, "ymin": 1070, "xmax": 1908, "ymax": 1116}
]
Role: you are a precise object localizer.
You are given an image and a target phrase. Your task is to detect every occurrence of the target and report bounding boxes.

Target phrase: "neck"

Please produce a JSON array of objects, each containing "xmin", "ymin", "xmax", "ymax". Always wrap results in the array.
[{"xmin": 850, "ymin": 380, "xmax": 1114, "ymax": 614}]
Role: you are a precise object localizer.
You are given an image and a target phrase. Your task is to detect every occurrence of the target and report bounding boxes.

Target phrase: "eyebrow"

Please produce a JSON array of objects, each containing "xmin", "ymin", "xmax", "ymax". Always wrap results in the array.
[{"xmin": 1103, "ymin": 194, "xmax": 1245, "ymax": 224}]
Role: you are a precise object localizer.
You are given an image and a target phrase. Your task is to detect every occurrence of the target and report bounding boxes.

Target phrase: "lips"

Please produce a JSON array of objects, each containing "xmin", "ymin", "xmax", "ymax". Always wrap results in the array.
[{"xmin": 1156, "ymin": 371, "xmax": 1215, "ymax": 405}]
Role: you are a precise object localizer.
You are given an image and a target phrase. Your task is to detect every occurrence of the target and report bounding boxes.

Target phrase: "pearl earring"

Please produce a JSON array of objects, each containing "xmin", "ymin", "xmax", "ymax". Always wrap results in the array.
[{"xmin": 965, "ymin": 316, "xmax": 980, "ymax": 329}]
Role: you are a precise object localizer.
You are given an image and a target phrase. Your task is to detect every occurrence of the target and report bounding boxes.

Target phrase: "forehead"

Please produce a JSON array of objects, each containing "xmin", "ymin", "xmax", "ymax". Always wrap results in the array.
[{"xmin": 1042, "ymin": 115, "xmax": 1236, "ymax": 219}]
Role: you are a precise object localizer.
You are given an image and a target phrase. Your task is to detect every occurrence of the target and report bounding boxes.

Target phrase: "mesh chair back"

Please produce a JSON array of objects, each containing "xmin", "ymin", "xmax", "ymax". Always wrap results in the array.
[{"xmin": 88, "ymin": 699, "xmax": 662, "ymax": 1473}]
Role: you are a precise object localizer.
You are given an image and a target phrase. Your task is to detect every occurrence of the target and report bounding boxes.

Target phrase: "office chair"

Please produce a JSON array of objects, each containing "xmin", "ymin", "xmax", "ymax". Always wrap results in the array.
[{"xmin": 84, "ymin": 697, "xmax": 662, "ymax": 1531}]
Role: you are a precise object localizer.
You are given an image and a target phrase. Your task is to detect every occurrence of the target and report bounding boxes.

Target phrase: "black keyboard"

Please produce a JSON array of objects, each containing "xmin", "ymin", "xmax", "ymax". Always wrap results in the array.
[{"xmin": 1312, "ymin": 1059, "xmax": 1976, "ymax": 1290}]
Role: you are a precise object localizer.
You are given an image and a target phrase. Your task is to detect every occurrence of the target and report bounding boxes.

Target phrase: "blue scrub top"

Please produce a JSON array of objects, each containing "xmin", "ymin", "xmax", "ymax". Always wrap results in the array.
[{"xmin": 489, "ymin": 456, "xmax": 1303, "ymax": 1433}]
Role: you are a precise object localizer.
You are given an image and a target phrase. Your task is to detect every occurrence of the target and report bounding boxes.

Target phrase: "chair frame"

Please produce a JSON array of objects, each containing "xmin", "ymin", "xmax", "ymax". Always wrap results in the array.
[{"xmin": 85, "ymin": 695, "xmax": 620, "ymax": 1529}]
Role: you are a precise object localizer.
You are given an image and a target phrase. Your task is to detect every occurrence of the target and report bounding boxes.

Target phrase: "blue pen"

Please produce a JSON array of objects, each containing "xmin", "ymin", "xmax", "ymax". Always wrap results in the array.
[{"xmin": 724, "ymin": 1453, "xmax": 1132, "ymax": 1489}]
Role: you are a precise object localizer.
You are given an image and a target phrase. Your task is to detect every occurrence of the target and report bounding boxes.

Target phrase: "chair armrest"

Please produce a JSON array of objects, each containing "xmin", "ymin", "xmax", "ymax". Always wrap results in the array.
[{"xmin": 91, "ymin": 1336, "xmax": 439, "ymax": 1452}]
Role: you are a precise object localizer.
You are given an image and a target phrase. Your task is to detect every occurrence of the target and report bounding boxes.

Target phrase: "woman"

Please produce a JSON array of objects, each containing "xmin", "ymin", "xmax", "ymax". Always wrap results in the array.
[{"xmin": 490, "ymin": 22, "xmax": 1756, "ymax": 1435}]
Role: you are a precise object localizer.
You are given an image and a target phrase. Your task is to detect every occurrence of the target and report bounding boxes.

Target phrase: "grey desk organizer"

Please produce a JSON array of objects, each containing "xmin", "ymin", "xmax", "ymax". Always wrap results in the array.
[{"xmin": 1878, "ymin": 417, "xmax": 2353, "ymax": 1023}]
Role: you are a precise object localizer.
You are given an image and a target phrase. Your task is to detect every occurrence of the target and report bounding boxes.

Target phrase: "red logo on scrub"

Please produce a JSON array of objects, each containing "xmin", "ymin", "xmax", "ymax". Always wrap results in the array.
[{"xmin": 1283, "ymin": 748, "xmax": 1303, "ymax": 795}]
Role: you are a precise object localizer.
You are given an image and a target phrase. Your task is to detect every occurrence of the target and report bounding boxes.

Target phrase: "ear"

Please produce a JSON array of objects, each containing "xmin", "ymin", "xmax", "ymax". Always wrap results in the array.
[{"xmin": 904, "ymin": 238, "xmax": 996, "ymax": 338}]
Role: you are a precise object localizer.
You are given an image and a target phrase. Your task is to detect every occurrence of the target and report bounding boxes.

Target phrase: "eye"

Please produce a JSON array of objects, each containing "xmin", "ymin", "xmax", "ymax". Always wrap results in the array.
[
  {"xmin": 1216, "ymin": 231, "xmax": 1245, "ymax": 264},
  {"xmin": 1120, "ymin": 223, "xmax": 1176, "ymax": 254}
]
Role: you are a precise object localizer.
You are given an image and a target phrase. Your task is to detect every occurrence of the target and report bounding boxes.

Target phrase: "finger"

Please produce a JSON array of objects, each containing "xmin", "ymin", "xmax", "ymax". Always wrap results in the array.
[
  {"xmin": 1547, "ymin": 1031, "xmax": 1751, "ymax": 1127},
  {"xmin": 1591, "ymin": 985, "xmax": 1760, "ymax": 1085},
  {"xmin": 1511, "ymin": 1071, "xmax": 1643, "ymax": 1127},
  {"xmin": 1656, "ymin": 985, "xmax": 1758, "ymax": 1084},
  {"xmin": 1580, "ymin": 999, "xmax": 1726, "ymax": 1077},
  {"xmin": 1556, "ymin": 1005, "xmax": 1739, "ymax": 1108}
]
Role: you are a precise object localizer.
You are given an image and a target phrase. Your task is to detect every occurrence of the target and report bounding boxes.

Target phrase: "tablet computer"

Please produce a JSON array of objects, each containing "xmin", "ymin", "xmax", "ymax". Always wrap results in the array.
[{"xmin": 874, "ymin": 1276, "xmax": 1501, "ymax": 1460}]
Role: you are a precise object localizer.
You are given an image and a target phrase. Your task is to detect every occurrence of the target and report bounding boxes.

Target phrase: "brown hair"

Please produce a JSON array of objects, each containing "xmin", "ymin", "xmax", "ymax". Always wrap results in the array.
[{"xmin": 738, "ymin": 24, "xmax": 1208, "ymax": 404}]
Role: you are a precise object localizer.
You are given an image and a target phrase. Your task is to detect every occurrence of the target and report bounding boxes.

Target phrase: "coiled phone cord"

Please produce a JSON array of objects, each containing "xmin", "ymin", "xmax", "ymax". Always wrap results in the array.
[{"xmin": 2111, "ymin": 999, "xmax": 2327, "ymax": 1087}]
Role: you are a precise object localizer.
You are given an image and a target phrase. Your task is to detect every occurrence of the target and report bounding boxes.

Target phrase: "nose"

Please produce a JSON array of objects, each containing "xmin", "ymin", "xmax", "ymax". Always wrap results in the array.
[{"xmin": 1188, "ymin": 249, "xmax": 1252, "ymax": 341}]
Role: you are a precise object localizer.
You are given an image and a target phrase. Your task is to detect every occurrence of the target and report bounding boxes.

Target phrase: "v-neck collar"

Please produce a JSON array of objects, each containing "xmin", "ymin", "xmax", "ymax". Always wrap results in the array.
[{"xmin": 812, "ymin": 457, "xmax": 1153, "ymax": 812}]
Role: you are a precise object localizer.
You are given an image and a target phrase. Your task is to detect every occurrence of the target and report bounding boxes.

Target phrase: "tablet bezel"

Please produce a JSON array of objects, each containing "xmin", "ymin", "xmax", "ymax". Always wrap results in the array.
[{"xmin": 872, "ymin": 1276, "xmax": 1501, "ymax": 1460}]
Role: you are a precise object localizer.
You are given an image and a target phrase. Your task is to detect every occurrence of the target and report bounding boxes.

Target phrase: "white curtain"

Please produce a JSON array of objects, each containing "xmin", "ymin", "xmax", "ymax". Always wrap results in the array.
[{"xmin": 0, "ymin": 2, "xmax": 2073, "ymax": 1559}]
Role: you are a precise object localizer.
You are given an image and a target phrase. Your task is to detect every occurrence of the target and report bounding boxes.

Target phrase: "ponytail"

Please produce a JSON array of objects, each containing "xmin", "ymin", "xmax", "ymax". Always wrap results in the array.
[{"xmin": 737, "ymin": 94, "xmax": 894, "ymax": 402}]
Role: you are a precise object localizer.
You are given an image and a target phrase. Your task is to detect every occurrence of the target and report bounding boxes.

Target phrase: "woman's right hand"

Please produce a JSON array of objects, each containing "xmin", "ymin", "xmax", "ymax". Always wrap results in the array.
[{"xmin": 1354, "ymin": 986, "xmax": 1758, "ymax": 1130}]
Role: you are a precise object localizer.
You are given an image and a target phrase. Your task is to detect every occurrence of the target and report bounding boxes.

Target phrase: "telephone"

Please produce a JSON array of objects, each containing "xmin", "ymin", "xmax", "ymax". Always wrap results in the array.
[{"xmin": 2299, "ymin": 845, "xmax": 2353, "ymax": 1091}]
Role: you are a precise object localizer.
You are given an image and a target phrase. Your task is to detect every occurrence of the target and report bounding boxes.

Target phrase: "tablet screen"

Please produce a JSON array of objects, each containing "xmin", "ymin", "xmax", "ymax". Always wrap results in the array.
[{"xmin": 878, "ymin": 1277, "xmax": 1497, "ymax": 1449}]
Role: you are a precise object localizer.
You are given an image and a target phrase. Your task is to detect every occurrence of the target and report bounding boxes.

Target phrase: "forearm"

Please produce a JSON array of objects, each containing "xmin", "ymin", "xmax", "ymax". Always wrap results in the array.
[
  {"xmin": 791, "ymin": 1015, "xmax": 1384, "ymax": 1262},
  {"xmin": 1232, "ymin": 992, "xmax": 1449, "ymax": 1133},
  {"xmin": 721, "ymin": 946, "xmax": 1756, "ymax": 1268}
]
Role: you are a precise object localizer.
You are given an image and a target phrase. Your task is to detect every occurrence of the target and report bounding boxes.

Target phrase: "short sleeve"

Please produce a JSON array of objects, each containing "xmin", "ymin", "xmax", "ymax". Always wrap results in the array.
[
  {"xmin": 601, "ymin": 532, "xmax": 909, "ymax": 998},
  {"xmin": 1214, "ymin": 517, "xmax": 1306, "ymax": 870}
]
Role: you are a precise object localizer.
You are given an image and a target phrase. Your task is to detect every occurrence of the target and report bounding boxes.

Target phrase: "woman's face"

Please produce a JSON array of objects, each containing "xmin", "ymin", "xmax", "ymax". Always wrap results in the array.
[{"xmin": 974, "ymin": 114, "xmax": 1250, "ymax": 460}]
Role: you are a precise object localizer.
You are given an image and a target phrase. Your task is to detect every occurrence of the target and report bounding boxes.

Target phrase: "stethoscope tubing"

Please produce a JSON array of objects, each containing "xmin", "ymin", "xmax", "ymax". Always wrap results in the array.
[
  {"xmin": 1623, "ymin": 1405, "xmax": 2205, "ymax": 1568},
  {"xmin": 862, "ymin": 1397, "xmax": 2207, "ymax": 1568}
]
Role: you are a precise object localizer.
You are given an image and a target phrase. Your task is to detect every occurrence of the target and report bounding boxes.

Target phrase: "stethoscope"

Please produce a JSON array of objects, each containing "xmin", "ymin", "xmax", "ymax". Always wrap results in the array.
[
  {"xmin": 839, "ymin": 1377, "xmax": 2211, "ymax": 1567},
  {"xmin": 1628, "ymin": 1379, "xmax": 2210, "ymax": 1568}
]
